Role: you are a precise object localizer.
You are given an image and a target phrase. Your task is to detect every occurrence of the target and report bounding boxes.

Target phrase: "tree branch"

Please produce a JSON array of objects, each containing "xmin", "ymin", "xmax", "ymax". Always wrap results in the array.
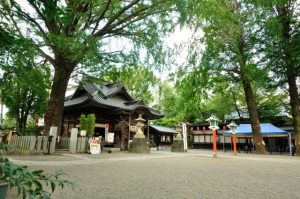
[
  {"xmin": 93, "ymin": 0, "xmax": 141, "ymax": 36},
  {"xmin": 91, "ymin": 0, "xmax": 112, "ymax": 34},
  {"xmin": 11, "ymin": 8, "xmax": 48, "ymax": 40}
]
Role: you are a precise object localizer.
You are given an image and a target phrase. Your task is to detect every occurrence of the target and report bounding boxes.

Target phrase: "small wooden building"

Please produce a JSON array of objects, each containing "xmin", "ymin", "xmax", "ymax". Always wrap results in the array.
[
  {"xmin": 63, "ymin": 81, "xmax": 163, "ymax": 149},
  {"xmin": 190, "ymin": 124, "xmax": 230, "ymax": 149},
  {"xmin": 149, "ymin": 124, "xmax": 177, "ymax": 147}
]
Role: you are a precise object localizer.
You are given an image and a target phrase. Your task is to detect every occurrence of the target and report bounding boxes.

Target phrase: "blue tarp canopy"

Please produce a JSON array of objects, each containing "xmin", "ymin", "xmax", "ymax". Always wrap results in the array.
[{"xmin": 224, "ymin": 123, "xmax": 288, "ymax": 136}]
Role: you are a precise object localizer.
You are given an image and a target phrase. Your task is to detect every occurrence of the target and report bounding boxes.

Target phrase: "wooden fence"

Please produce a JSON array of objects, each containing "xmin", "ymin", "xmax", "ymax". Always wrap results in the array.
[
  {"xmin": 10, "ymin": 136, "xmax": 40, "ymax": 151},
  {"xmin": 8, "ymin": 135, "xmax": 88, "ymax": 153}
]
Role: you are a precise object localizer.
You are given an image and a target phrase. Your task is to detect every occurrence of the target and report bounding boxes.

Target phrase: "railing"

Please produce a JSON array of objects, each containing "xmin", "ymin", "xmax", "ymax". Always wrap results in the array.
[
  {"xmin": 8, "ymin": 135, "xmax": 89, "ymax": 153},
  {"xmin": 59, "ymin": 137, "xmax": 70, "ymax": 150},
  {"xmin": 10, "ymin": 136, "xmax": 36, "ymax": 151}
]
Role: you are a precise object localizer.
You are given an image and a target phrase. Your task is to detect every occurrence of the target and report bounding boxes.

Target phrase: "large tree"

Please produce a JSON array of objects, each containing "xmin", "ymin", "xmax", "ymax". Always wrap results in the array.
[
  {"xmin": 1, "ymin": 37, "xmax": 50, "ymax": 134},
  {"xmin": 0, "ymin": 0, "xmax": 177, "ymax": 134},
  {"xmin": 256, "ymin": 0, "xmax": 300, "ymax": 155},
  {"xmin": 181, "ymin": 0, "xmax": 269, "ymax": 153}
]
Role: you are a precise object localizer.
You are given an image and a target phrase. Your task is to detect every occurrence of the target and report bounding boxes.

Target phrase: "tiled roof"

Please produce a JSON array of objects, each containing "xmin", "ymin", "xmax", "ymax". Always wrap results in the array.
[
  {"xmin": 64, "ymin": 95, "xmax": 89, "ymax": 107},
  {"xmin": 150, "ymin": 125, "xmax": 177, "ymax": 134},
  {"xmin": 64, "ymin": 81, "xmax": 163, "ymax": 118}
]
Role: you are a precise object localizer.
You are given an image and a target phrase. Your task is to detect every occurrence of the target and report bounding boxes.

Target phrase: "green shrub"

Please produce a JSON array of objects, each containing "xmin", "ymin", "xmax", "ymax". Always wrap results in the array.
[
  {"xmin": 86, "ymin": 114, "xmax": 95, "ymax": 137},
  {"xmin": 79, "ymin": 114, "xmax": 95, "ymax": 137},
  {"xmin": 79, "ymin": 114, "xmax": 87, "ymax": 132}
]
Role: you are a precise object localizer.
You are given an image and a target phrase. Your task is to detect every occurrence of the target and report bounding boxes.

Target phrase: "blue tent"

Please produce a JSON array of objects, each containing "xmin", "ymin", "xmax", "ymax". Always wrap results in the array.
[{"xmin": 224, "ymin": 123, "xmax": 288, "ymax": 137}]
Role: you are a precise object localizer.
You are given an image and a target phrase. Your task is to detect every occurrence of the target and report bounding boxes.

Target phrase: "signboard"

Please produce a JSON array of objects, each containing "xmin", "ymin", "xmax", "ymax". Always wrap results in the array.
[
  {"xmin": 182, "ymin": 123, "xmax": 188, "ymax": 152},
  {"xmin": 89, "ymin": 137, "xmax": 101, "ymax": 154},
  {"xmin": 107, "ymin": 133, "xmax": 114, "ymax": 143}
]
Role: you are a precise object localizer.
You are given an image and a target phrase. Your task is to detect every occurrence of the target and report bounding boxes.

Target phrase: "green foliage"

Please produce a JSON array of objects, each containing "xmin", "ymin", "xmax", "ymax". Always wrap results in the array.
[
  {"xmin": 79, "ymin": 114, "xmax": 95, "ymax": 137},
  {"xmin": 101, "ymin": 65, "xmax": 158, "ymax": 104},
  {"xmin": 152, "ymin": 118, "xmax": 178, "ymax": 128},
  {"xmin": 86, "ymin": 114, "xmax": 96, "ymax": 137},
  {"xmin": 2, "ymin": 116, "xmax": 16, "ymax": 130},
  {"xmin": 79, "ymin": 114, "xmax": 87, "ymax": 132},
  {"xmin": 0, "ymin": 0, "xmax": 181, "ymax": 133},
  {"xmin": 0, "ymin": 34, "xmax": 50, "ymax": 134},
  {"xmin": 0, "ymin": 156, "xmax": 73, "ymax": 199}
]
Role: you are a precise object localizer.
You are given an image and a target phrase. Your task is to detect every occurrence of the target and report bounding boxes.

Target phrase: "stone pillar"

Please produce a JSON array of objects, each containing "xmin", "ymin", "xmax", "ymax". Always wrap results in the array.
[
  {"xmin": 47, "ymin": 127, "xmax": 57, "ymax": 154},
  {"xmin": 171, "ymin": 124, "xmax": 184, "ymax": 152},
  {"xmin": 70, "ymin": 128, "xmax": 78, "ymax": 154},
  {"xmin": 128, "ymin": 114, "xmax": 150, "ymax": 154}
]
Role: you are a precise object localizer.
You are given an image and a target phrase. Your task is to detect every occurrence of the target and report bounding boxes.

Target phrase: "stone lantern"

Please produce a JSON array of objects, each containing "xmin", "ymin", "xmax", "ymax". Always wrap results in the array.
[
  {"xmin": 128, "ymin": 114, "xmax": 150, "ymax": 154},
  {"xmin": 174, "ymin": 124, "xmax": 183, "ymax": 141},
  {"xmin": 171, "ymin": 123, "xmax": 184, "ymax": 152},
  {"xmin": 133, "ymin": 114, "xmax": 146, "ymax": 139}
]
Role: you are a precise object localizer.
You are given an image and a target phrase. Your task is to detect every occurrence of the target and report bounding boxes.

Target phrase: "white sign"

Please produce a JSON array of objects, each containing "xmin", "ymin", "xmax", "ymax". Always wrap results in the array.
[
  {"xmin": 182, "ymin": 123, "xmax": 188, "ymax": 152},
  {"xmin": 107, "ymin": 133, "xmax": 114, "ymax": 143},
  {"xmin": 89, "ymin": 137, "xmax": 101, "ymax": 154}
]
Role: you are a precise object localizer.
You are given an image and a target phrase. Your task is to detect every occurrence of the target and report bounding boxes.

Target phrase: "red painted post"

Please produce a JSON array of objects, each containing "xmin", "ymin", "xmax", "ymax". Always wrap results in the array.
[
  {"xmin": 233, "ymin": 133, "xmax": 237, "ymax": 155},
  {"xmin": 213, "ymin": 130, "xmax": 217, "ymax": 157}
]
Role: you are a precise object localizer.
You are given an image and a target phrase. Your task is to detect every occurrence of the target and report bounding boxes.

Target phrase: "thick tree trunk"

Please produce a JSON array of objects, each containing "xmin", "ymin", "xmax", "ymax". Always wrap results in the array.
[
  {"xmin": 236, "ymin": 25, "xmax": 267, "ymax": 154},
  {"xmin": 44, "ymin": 62, "xmax": 74, "ymax": 136},
  {"xmin": 242, "ymin": 78, "xmax": 267, "ymax": 154},
  {"xmin": 287, "ymin": 66, "xmax": 300, "ymax": 155},
  {"xmin": 278, "ymin": 4, "xmax": 300, "ymax": 156}
]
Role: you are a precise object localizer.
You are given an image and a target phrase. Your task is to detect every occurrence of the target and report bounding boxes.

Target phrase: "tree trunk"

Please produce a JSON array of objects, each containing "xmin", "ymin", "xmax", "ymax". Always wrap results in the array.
[
  {"xmin": 287, "ymin": 65, "xmax": 300, "ymax": 155},
  {"xmin": 242, "ymin": 78, "xmax": 267, "ymax": 154},
  {"xmin": 44, "ymin": 62, "xmax": 74, "ymax": 136},
  {"xmin": 278, "ymin": 4, "xmax": 300, "ymax": 156},
  {"xmin": 236, "ymin": 25, "xmax": 267, "ymax": 154}
]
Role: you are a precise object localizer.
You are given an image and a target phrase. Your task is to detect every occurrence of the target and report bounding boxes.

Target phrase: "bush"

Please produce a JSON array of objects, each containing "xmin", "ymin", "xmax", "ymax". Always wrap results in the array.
[{"xmin": 79, "ymin": 114, "xmax": 95, "ymax": 137}]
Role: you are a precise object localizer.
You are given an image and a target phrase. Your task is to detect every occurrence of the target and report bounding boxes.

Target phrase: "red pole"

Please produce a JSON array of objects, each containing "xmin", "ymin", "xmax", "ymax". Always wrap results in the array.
[
  {"xmin": 213, "ymin": 130, "xmax": 217, "ymax": 157},
  {"xmin": 233, "ymin": 133, "xmax": 237, "ymax": 155}
]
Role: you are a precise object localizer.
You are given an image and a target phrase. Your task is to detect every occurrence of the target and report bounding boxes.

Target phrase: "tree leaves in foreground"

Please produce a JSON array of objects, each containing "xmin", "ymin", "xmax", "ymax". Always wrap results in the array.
[{"xmin": 0, "ymin": 156, "xmax": 73, "ymax": 199}]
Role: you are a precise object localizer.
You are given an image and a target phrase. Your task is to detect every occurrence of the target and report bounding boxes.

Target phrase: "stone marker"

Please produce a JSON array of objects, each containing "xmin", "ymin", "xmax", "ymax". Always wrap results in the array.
[
  {"xmin": 49, "ymin": 127, "xmax": 57, "ymax": 154},
  {"xmin": 70, "ymin": 128, "xmax": 78, "ymax": 154}
]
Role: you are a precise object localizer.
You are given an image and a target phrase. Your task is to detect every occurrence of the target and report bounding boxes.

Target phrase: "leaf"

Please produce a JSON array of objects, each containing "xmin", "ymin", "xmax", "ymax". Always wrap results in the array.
[{"xmin": 51, "ymin": 182, "xmax": 56, "ymax": 193}]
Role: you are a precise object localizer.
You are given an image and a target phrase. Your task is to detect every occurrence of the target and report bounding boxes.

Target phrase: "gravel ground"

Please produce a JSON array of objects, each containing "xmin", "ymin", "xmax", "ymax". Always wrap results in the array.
[{"xmin": 6, "ymin": 150, "xmax": 300, "ymax": 199}]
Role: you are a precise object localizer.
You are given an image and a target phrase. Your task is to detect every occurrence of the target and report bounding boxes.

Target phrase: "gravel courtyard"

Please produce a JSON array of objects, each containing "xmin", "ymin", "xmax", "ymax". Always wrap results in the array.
[{"xmin": 6, "ymin": 150, "xmax": 300, "ymax": 199}]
